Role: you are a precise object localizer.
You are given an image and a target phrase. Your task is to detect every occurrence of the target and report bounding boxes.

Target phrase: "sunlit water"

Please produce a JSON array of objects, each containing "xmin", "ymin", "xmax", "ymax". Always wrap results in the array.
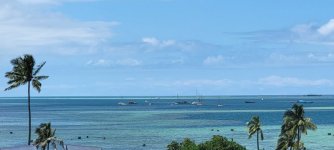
[{"xmin": 0, "ymin": 95, "xmax": 334, "ymax": 150}]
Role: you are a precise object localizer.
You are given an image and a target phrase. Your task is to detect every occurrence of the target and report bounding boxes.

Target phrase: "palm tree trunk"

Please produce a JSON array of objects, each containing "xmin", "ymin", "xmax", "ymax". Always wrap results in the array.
[
  {"xmin": 257, "ymin": 131, "xmax": 259, "ymax": 150},
  {"xmin": 297, "ymin": 127, "xmax": 300, "ymax": 150},
  {"xmin": 28, "ymin": 81, "xmax": 31, "ymax": 145},
  {"xmin": 47, "ymin": 142, "xmax": 50, "ymax": 150}
]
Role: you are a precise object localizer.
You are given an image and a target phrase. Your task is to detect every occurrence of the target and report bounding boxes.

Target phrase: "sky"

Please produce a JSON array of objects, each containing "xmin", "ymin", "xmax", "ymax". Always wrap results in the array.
[{"xmin": 1, "ymin": 0, "xmax": 334, "ymax": 96}]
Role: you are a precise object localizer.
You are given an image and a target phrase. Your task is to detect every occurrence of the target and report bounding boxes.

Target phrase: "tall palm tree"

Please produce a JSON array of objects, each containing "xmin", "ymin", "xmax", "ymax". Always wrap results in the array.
[
  {"xmin": 280, "ymin": 104, "xmax": 317, "ymax": 150},
  {"xmin": 247, "ymin": 116, "xmax": 264, "ymax": 150},
  {"xmin": 34, "ymin": 122, "xmax": 65, "ymax": 150},
  {"xmin": 4, "ymin": 54, "xmax": 48, "ymax": 145}
]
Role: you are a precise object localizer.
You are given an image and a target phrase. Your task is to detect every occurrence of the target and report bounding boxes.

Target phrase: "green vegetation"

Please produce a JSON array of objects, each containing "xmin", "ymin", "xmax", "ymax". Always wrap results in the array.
[
  {"xmin": 4, "ymin": 54, "xmax": 48, "ymax": 145},
  {"xmin": 167, "ymin": 135, "xmax": 246, "ymax": 150},
  {"xmin": 33, "ymin": 122, "xmax": 65, "ymax": 150},
  {"xmin": 276, "ymin": 104, "xmax": 317, "ymax": 150},
  {"xmin": 247, "ymin": 116, "xmax": 264, "ymax": 150},
  {"xmin": 167, "ymin": 104, "xmax": 317, "ymax": 150}
]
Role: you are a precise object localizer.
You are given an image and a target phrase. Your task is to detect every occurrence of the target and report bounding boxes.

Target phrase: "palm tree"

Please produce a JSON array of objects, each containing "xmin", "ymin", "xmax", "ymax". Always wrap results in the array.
[
  {"xmin": 4, "ymin": 54, "xmax": 48, "ymax": 145},
  {"xmin": 34, "ymin": 122, "xmax": 65, "ymax": 150},
  {"xmin": 247, "ymin": 116, "xmax": 264, "ymax": 150},
  {"xmin": 280, "ymin": 104, "xmax": 317, "ymax": 150},
  {"xmin": 276, "ymin": 133, "xmax": 294, "ymax": 150}
]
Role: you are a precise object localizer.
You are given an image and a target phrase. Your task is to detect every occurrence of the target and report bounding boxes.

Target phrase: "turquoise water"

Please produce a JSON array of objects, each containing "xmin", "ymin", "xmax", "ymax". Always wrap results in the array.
[{"xmin": 0, "ymin": 95, "xmax": 334, "ymax": 149}]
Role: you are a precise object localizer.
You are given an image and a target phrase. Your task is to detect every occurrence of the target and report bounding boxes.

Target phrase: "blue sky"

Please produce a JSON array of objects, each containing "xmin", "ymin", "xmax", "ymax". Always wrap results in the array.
[{"xmin": 1, "ymin": 0, "xmax": 334, "ymax": 96}]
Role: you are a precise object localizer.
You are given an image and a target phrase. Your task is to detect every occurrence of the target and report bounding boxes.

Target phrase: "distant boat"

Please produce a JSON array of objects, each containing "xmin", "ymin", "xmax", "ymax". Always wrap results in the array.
[
  {"xmin": 118, "ymin": 102, "xmax": 127, "ymax": 106},
  {"xmin": 245, "ymin": 101, "xmax": 256, "ymax": 103},
  {"xmin": 191, "ymin": 89, "xmax": 203, "ymax": 106},
  {"xmin": 174, "ymin": 101, "xmax": 190, "ymax": 105},
  {"xmin": 174, "ymin": 93, "xmax": 190, "ymax": 105},
  {"xmin": 128, "ymin": 101, "xmax": 137, "ymax": 105},
  {"xmin": 297, "ymin": 100, "xmax": 314, "ymax": 104},
  {"xmin": 191, "ymin": 101, "xmax": 203, "ymax": 106},
  {"xmin": 305, "ymin": 94, "xmax": 322, "ymax": 97},
  {"xmin": 217, "ymin": 104, "xmax": 224, "ymax": 107}
]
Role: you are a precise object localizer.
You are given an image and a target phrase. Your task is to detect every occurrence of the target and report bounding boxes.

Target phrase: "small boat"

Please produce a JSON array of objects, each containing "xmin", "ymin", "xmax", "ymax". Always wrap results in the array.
[
  {"xmin": 118, "ymin": 102, "xmax": 127, "ymax": 106},
  {"xmin": 297, "ymin": 100, "xmax": 314, "ymax": 104},
  {"xmin": 173, "ymin": 101, "xmax": 190, "ymax": 105},
  {"xmin": 217, "ymin": 104, "xmax": 224, "ymax": 107},
  {"xmin": 245, "ymin": 101, "xmax": 256, "ymax": 103},
  {"xmin": 305, "ymin": 94, "xmax": 322, "ymax": 97},
  {"xmin": 128, "ymin": 101, "xmax": 137, "ymax": 105},
  {"xmin": 191, "ymin": 101, "xmax": 203, "ymax": 106},
  {"xmin": 173, "ymin": 93, "xmax": 190, "ymax": 105},
  {"xmin": 191, "ymin": 89, "xmax": 203, "ymax": 106}
]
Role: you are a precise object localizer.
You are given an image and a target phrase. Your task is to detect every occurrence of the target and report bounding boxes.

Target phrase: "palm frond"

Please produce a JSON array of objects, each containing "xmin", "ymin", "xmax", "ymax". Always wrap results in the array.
[
  {"xmin": 32, "ymin": 79, "xmax": 42, "ymax": 93},
  {"xmin": 5, "ymin": 71, "xmax": 24, "ymax": 79},
  {"xmin": 7, "ymin": 78, "xmax": 27, "ymax": 85},
  {"xmin": 33, "ymin": 61, "xmax": 46, "ymax": 76},
  {"xmin": 260, "ymin": 129, "xmax": 264, "ymax": 140},
  {"xmin": 5, "ymin": 82, "xmax": 25, "ymax": 91},
  {"xmin": 34, "ymin": 75, "xmax": 49, "ymax": 80}
]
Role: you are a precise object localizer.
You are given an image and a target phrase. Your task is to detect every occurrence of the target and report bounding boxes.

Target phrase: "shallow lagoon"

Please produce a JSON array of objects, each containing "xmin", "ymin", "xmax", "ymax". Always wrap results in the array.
[{"xmin": 0, "ymin": 95, "xmax": 334, "ymax": 149}]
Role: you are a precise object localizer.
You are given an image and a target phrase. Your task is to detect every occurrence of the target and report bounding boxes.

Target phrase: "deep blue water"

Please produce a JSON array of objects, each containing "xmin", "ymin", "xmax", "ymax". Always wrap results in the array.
[{"xmin": 0, "ymin": 95, "xmax": 334, "ymax": 150}]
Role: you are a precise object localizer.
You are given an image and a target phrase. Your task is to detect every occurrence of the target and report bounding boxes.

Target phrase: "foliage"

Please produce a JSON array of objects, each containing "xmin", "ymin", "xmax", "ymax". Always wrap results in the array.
[
  {"xmin": 4, "ymin": 54, "xmax": 48, "ymax": 145},
  {"xmin": 5, "ymin": 54, "xmax": 48, "ymax": 92},
  {"xmin": 276, "ymin": 104, "xmax": 317, "ymax": 150},
  {"xmin": 167, "ymin": 141, "xmax": 180, "ymax": 150},
  {"xmin": 33, "ymin": 122, "xmax": 65, "ymax": 150},
  {"xmin": 167, "ymin": 135, "xmax": 246, "ymax": 150},
  {"xmin": 247, "ymin": 116, "xmax": 264, "ymax": 150}
]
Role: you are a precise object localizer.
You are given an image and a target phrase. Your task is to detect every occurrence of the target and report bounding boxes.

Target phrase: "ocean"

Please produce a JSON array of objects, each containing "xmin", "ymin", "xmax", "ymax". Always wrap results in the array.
[{"xmin": 0, "ymin": 95, "xmax": 333, "ymax": 150}]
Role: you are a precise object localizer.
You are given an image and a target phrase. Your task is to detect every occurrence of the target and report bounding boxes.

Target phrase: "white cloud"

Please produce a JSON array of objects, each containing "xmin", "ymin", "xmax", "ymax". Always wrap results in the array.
[
  {"xmin": 307, "ymin": 53, "xmax": 334, "ymax": 62},
  {"xmin": 173, "ymin": 79, "xmax": 232, "ymax": 87},
  {"xmin": 268, "ymin": 53, "xmax": 302, "ymax": 64},
  {"xmin": 86, "ymin": 58, "xmax": 142, "ymax": 67},
  {"xmin": 142, "ymin": 37, "xmax": 160, "ymax": 46},
  {"xmin": 0, "ymin": 0, "xmax": 117, "ymax": 55},
  {"xmin": 116, "ymin": 58, "xmax": 142, "ymax": 66},
  {"xmin": 86, "ymin": 59, "xmax": 110, "ymax": 66},
  {"xmin": 203, "ymin": 55, "xmax": 224, "ymax": 65},
  {"xmin": 142, "ymin": 37, "xmax": 175, "ymax": 47},
  {"xmin": 318, "ymin": 19, "xmax": 334, "ymax": 36},
  {"xmin": 291, "ymin": 24, "xmax": 314, "ymax": 34},
  {"xmin": 171, "ymin": 58, "xmax": 184, "ymax": 64},
  {"xmin": 258, "ymin": 76, "xmax": 334, "ymax": 87},
  {"xmin": 16, "ymin": 0, "xmax": 95, "ymax": 5},
  {"xmin": 16, "ymin": 0, "xmax": 60, "ymax": 5},
  {"xmin": 288, "ymin": 18, "xmax": 334, "ymax": 45}
]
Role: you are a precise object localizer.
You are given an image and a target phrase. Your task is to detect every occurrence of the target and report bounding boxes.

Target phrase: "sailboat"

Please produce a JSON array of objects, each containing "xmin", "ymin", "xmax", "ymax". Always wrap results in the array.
[
  {"xmin": 173, "ymin": 93, "xmax": 190, "ymax": 105},
  {"xmin": 217, "ymin": 96, "xmax": 224, "ymax": 107},
  {"xmin": 191, "ymin": 89, "xmax": 203, "ymax": 106}
]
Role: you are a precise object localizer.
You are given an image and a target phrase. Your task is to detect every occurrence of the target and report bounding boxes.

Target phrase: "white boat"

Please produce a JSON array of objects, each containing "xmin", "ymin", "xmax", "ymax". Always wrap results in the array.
[
  {"xmin": 118, "ymin": 102, "xmax": 127, "ymax": 106},
  {"xmin": 191, "ymin": 89, "xmax": 203, "ymax": 106},
  {"xmin": 191, "ymin": 101, "xmax": 203, "ymax": 105},
  {"xmin": 217, "ymin": 104, "xmax": 224, "ymax": 107}
]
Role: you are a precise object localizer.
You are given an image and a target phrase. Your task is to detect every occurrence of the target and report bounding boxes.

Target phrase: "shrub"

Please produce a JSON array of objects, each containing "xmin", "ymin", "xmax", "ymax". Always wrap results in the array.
[{"xmin": 167, "ymin": 135, "xmax": 246, "ymax": 150}]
